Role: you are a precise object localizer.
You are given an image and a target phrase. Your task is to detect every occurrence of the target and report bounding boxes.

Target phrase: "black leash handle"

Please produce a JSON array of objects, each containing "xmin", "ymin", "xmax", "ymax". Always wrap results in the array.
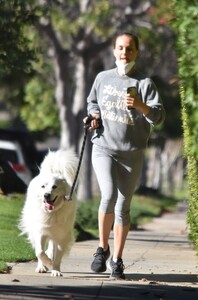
[{"xmin": 65, "ymin": 115, "xmax": 93, "ymax": 201}]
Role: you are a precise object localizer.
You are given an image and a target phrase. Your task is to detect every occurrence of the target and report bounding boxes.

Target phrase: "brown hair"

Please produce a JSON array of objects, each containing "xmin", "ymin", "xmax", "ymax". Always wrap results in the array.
[{"xmin": 113, "ymin": 32, "xmax": 139, "ymax": 50}]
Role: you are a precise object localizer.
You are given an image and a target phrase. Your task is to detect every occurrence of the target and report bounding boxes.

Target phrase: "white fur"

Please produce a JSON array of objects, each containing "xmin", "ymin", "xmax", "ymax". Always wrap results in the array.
[{"xmin": 19, "ymin": 149, "xmax": 79, "ymax": 277}]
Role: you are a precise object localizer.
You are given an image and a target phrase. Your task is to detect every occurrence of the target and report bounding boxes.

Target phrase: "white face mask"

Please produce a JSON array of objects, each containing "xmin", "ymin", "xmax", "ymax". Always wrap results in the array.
[{"xmin": 115, "ymin": 60, "xmax": 135, "ymax": 75}]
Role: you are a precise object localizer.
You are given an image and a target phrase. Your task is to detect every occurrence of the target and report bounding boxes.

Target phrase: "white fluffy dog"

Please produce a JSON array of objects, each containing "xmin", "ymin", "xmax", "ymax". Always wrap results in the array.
[{"xmin": 19, "ymin": 149, "xmax": 79, "ymax": 277}]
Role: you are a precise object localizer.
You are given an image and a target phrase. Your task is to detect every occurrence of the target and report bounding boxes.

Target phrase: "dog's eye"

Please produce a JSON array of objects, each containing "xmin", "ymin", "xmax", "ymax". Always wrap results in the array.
[
  {"xmin": 41, "ymin": 185, "xmax": 45, "ymax": 188},
  {"xmin": 52, "ymin": 185, "xmax": 57, "ymax": 190}
]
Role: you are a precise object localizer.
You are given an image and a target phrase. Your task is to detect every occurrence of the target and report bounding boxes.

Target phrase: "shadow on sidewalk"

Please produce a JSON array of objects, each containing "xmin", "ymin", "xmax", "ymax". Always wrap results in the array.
[{"xmin": 0, "ymin": 282, "xmax": 197, "ymax": 300}]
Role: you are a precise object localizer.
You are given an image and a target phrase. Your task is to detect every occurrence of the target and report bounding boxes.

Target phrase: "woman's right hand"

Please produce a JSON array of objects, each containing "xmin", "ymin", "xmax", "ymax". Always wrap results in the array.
[{"xmin": 83, "ymin": 113, "xmax": 101, "ymax": 131}]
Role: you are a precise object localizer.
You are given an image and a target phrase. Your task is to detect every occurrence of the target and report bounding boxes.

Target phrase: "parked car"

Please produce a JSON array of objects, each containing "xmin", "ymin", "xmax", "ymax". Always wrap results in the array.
[
  {"xmin": 0, "ymin": 128, "xmax": 40, "ymax": 177},
  {"xmin": 0, "ymin": 140, "xmax": 32, "ymax": 185}
]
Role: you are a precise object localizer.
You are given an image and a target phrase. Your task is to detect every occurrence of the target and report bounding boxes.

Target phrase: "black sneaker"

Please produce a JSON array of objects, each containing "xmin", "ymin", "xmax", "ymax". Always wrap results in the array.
[
  {"xmin": 108, "ymin": 257, "xmax": 125, "ymax": 280},
  {"xmin": 91, "ymin": 246, "xmax": 110, "ymax": 273}
]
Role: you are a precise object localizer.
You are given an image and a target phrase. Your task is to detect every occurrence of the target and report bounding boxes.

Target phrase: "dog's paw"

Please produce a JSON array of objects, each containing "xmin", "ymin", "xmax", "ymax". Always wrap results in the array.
[
  {"xmin": 39, "ymin": 252, "xmax": 52, "ymax": 268},
  {"xmin": 51, "ymin": 270, "xmax": 63, "ymax": 277},
  {"xmin": 35, "ymin": 265, "xmax": 49, "ymax": 273}
]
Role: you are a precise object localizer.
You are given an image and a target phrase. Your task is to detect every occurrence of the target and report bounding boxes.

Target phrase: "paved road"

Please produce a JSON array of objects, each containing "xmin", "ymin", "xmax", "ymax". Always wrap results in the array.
[{"xmin": 0, "ymin": 202, "xmax": 197, "ymax": 299}]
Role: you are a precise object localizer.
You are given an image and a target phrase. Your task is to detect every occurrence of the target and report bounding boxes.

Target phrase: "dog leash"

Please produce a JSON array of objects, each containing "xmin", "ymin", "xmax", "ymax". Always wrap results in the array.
[{"xmin": 65, "ymin": 115, "xmax": 94, "ymax": 201}]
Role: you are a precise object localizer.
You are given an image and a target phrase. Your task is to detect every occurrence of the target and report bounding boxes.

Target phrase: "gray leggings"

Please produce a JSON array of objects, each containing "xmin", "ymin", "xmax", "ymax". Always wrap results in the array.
[{"xmin": 92, "ymin": 144, "xmax": 144, "ymax": 226}]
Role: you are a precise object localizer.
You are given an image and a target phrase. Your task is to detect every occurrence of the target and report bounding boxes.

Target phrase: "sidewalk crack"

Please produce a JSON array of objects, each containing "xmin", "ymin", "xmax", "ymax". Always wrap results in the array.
[{"xmin": 91, "ymin": 280, "xmax": 103, "ymax": 299}]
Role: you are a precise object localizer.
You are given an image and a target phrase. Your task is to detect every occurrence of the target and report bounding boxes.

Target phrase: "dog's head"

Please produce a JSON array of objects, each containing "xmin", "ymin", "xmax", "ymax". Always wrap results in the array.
[{"xmin": 39, "ymin": 175, "xmax": 68, "ymax": 212}]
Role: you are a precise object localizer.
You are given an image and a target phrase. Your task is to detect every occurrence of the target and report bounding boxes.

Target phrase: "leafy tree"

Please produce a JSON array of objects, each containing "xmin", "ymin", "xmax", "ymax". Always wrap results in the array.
[
  {"xmin": 22, "ymin": 76, "xmax": 59, "ymax": 132},
  {"xmin": 0, "ymin": 0, "xmax": 40, "ymax": 123},
  {"xmin": 0, "ymin": 0, "xmax": 36, "ymax": 74}
]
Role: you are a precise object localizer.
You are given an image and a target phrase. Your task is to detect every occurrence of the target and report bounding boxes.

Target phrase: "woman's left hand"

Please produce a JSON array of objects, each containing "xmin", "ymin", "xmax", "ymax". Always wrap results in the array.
[
  {"xmin": 125, "ymin": 94, "xmax": 150, "ymax": 115},
  {"xmin": 125, "ymin": 93, "xmax": 141, "ymax": 109}
]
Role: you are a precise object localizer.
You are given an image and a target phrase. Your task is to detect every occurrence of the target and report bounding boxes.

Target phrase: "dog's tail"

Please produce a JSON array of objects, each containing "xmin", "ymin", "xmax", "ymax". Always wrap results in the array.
[{"xmin": 40, "ymin": 149, "xmax": 79, "ymax": 187}]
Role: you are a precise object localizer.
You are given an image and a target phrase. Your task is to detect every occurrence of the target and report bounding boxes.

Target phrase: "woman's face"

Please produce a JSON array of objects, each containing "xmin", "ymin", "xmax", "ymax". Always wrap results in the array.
[{"xmin": 113, "ymin": 35, "xmax": 138, "ymax": 65}]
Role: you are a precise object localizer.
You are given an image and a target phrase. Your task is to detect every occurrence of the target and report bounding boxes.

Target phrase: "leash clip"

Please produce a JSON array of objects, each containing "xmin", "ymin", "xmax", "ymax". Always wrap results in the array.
[{"xmin": 65, "ymin": 195, "xmax": 72, "ymax": 201}]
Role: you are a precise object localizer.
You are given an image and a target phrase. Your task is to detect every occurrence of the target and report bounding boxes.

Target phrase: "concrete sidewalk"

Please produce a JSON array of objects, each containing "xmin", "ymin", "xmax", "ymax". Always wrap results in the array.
[{"xmin": 0, "ymin": 202, "xmax": 197, "ymax": 300}]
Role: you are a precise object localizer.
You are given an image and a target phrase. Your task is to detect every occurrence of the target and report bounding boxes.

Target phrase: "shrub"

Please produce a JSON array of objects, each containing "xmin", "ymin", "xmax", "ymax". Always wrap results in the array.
[{"xmin": 171, "ymin": 0, "xmax": 198, "ymax": 255}]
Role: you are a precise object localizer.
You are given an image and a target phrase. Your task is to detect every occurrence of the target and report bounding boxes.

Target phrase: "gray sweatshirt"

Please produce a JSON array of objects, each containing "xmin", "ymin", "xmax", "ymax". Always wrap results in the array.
[{"xmin": 87, "ymin": 68, "xmax": 166, "ymax": 151}]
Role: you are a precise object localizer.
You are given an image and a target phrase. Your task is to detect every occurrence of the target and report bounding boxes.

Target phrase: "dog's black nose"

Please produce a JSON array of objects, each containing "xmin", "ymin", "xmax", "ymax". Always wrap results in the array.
[{"xmin": 44, "ymin": 193, "xmax": 51, "ymax": 200}]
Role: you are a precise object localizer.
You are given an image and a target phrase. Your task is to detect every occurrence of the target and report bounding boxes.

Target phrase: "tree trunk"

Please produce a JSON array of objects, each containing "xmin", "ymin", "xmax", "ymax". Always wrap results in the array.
[
  {"xmin": 72, "ymin": 55, "xmax": 93, "ymax": 201},
  {"xmin": 54, "ymin": 50, "xmax": 76, "ymax": 149}
]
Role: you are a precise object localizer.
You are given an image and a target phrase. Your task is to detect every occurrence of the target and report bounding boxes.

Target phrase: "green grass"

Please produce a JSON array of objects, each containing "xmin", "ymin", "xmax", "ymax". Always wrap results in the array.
[
  {"xmin": 0, "ymin": 191, "xmax": 183, "ymax": 273},
  {"xmin": 0, "ymin": 195, "xmax": 35, "ymax": 273},
  {"xmin": 130, "ymin": 194, "xmax": 178, "ymax": 228}
]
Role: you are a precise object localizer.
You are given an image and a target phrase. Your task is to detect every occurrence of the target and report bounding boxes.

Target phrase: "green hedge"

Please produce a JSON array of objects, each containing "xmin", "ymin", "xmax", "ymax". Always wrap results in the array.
[{"xmin": 172, "ymin": 0, "xmax": 198, "ymax": 254}]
